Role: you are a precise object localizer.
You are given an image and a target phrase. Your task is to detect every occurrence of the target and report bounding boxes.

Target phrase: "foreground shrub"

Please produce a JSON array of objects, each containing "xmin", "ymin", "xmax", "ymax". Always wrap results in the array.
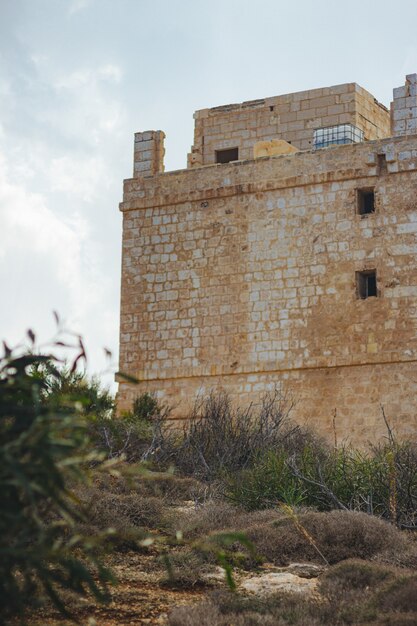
[
  {"xmin": 246, "ymin": 510, "xmax": 407, "ymax": 566},
  {"xmin": 0, "ymin": 341, "xmax": 114, "ymax": 623}
]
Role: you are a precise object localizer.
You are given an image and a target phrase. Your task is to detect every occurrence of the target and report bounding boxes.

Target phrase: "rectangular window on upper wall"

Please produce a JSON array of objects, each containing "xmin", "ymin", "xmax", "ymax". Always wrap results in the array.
[
  {"xmin": 215, "ymin": 147, "xmax": 239, "ymax": 164},
  {"xmin": 356, "ymin": 270, "xmax": 377, "ymax": 299},
  {"xmin": 357, "ymin": 188, "xmax": 375, "ymax": 215}
]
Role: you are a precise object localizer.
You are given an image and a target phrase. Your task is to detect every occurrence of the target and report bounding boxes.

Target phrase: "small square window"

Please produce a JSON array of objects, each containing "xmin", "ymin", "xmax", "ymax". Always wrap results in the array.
[
  {"xmin": 356, "ymin": 270, "xmax": 377, "ymax": 299},
  {"xmin": 215, "ymin": 147, "xmax": 239, "ymax": 164},
  {"xmin": 357, "ymin": 188, "xmax": 375, "ymax": 215}
]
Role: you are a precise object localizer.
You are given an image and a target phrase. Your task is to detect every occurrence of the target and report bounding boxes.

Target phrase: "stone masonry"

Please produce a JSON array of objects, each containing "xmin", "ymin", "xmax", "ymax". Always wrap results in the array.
[
  {"xmin": 117, "ymin": 77, "xmax": 417, "ymax": 445},
  {"xmin": 188, "ymin": 82, "xmax": 390, "ymax": 166}
]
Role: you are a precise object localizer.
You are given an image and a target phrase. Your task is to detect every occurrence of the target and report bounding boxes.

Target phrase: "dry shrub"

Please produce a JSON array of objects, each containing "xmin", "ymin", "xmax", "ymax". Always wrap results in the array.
[
  {"xmin": 168, "ymin": 390, "xmax": 295, "ymax": 481},
  {"xmin": 373, "ymin": 531, "xmax": 417, "ymax": 570},
  {"xmin": 376, "ymin": 574, "xmax": 417, "ymax": 613},
  {"xmin": 319, "ymin": 559, "xmax": 396, "ymax": 596},
  {"xmin": 246, "ymin": 510, "xmax": 407, "ymax": 565},
  {"xmin": 168, "ymin": 602, "xmax": 224, "ymax": 626},
  {"xmin": 175, "ymin": 501, "xmax": 285, "ymax": 540},
  {"xmin": 174, "ymin": 502, "xmax": 238, "ymax": 538},
  {"xmin": 368, "ymin": 615, "xmax": 417, "ymax": 626},
  {"xmin": 90, "ymin": 465, "xmax": 204, "ymax": 503},
  {"xmin": 160, "ymin": 551, "xmax": 213, "ymax": 588},
  {"xmin": 86, "ymin": 490, "xmax": 165, "ymax": 529},
  {"xmin": 75, "ymin": 481, "xmax": 166, "ymax": 550},
  {"xmin": 319, "ymin": 561, "xmax": 417, "ymax": 625},
  {"xmin": 168, "ymin": 591, "xmax": 322, "ymax": 626},
  {"xmin": 136, "ymin": 473, "xmax": 206, "ymax": 503}
]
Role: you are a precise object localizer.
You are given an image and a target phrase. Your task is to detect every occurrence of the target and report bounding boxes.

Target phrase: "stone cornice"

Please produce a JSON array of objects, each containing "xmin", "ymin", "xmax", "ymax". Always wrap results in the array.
[{"xmin": 119, "ymin": 135, "xmax": 417, "ymax": 212}]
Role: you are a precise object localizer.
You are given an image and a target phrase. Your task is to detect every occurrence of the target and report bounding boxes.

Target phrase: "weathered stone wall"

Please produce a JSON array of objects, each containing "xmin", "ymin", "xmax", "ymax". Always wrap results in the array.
[
  {"xmin": 391, "ymin": 74, "xmax": 417, "ymax": 137},
  {"xmin": 188, "ymin": 83, "xmax": 390, "ymax": 167},
  {"xmin": 118, "ymin": 130, "xmax": 417, "ymax": 445}
]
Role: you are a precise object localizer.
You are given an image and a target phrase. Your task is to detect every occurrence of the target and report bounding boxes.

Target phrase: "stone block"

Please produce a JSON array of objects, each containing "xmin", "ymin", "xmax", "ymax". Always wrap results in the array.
[
  {"xmin": 406, "ymin": 96, "xmax": 417, "ymax": 108},
  {"xmin": 134, "ymin": 161, "xmax": 151, "ymax": 173},
  {"xmin": 393, "ymin": 120, "xmax": 406, "ymax": 133},
  {"xmin": 393, "ymin": 97, "xmax": 406, "ymax": 110},
  {"xmin": 393, "ymin": 86, "xmax": 407, "ymax": 99}
]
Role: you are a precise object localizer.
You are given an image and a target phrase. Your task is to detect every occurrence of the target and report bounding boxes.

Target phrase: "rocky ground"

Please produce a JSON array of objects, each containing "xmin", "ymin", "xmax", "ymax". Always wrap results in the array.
[
  {"xmin": 26, "ymin": 473, "xmax": 417, "ymax": 626},
  {"xmin": 30, "ymin": 552, "xmax": 204, "ymax": 625},
  {"xmin": 30, "ymin": 553, "xmax": 327, "ymax": 625}
]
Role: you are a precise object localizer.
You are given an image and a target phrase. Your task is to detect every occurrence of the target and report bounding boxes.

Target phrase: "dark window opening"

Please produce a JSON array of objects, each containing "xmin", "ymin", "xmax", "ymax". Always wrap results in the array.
[
  {"xmin": 357, "ymin": 188, "xmax": 375, "ymax": 215},
  {"xmin": 215, "ymin": 147, "xmax": 239, "ymax": 164},
  {"xmin": 270, "ymin": 105, "xmax": 275, "ymax": 111},
  {"xmin": 356, "ymin": 270, "xmax": 377, "ymax": 299},
  {"xmin": 377, "ymin": 153, "xmax": 387, "ymax": 175}
]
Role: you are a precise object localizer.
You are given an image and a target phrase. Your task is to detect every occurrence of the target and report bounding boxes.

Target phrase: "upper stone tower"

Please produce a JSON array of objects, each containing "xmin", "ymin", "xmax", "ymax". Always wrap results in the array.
[{"xmin": 187, "ymin": 83, "xmax": 390, "ymax": 168}]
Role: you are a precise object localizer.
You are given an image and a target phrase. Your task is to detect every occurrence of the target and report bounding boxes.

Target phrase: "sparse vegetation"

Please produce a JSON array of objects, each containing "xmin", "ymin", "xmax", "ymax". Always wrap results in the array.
[
  {"xmin": 2, "ymin": 349, "xmax": 416, "ymax": 626},
  {"xmin": 158, "ymin": 390, "xmax": 295, "ymax": 481},
  {"xmin": 223, "ymin": 423, "xmax": 417, "ymax": 528}
]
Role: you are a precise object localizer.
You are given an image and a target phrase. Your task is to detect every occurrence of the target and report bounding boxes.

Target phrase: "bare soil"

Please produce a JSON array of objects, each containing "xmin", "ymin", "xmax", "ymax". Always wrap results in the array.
[{"xmin": 29, "ymin": 553, "xmax": 206, "ymax": 626}]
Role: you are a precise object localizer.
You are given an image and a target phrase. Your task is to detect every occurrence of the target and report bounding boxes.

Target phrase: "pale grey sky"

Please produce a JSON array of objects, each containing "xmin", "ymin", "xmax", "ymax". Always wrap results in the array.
[{"xmin": 1, "ymin": 0, "xmax": 416, "ymax": 386}]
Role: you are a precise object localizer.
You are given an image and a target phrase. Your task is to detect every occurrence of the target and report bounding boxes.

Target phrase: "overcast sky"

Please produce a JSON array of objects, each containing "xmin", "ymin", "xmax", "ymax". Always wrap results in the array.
[{"xmin": 1, "ymin": 0, "xmax": 417, "ymax": 388}]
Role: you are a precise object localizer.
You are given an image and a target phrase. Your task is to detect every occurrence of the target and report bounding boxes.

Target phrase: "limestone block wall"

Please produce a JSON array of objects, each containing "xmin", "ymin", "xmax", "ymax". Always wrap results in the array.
[
  {"xmin": 118, "ymin": 134, "xmax": 417, "ymax": 445},
  {"xmin": 187, "ymin": 83, "xmax": 390, "ymax": 167},
  {"xmin": 133, "ymin": 130, "xmax": 165, "ymax": 178},
  {"xmin": 391, "ymin": 74, "xmax": 417, "ymax": 137}
]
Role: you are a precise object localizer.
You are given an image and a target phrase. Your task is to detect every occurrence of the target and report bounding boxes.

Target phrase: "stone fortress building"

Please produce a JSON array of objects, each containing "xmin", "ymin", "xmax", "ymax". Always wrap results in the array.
[{"xmin": 117, "ymin": 75, "xmax": 417, "ymax": 444}]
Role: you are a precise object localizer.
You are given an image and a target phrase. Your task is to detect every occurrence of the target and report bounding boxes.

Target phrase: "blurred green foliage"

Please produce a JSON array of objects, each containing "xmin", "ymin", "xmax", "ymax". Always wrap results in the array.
[{"xmin": 0, "ymin": 343, "xmax": 114, "ymax": 624}]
